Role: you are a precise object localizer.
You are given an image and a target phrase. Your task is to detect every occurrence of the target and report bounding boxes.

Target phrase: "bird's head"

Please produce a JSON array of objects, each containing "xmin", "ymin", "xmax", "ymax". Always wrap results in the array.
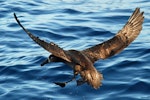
[{"xmin": 41, "ymin": 55, "xmax": 63, "ymax": 66}]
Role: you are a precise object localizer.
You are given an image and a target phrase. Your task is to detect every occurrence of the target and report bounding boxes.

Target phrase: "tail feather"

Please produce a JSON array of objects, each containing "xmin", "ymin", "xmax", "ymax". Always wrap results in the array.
[{"xmin": 80, "ymin": 69, "xmax": 103, "ymax": 89}]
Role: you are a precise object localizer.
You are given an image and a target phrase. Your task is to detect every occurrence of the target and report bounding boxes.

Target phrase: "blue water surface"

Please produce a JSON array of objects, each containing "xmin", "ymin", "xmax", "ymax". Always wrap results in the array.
[{"xmin": 0, "ymin": 0, "xmax": 150, "ymax": 100}]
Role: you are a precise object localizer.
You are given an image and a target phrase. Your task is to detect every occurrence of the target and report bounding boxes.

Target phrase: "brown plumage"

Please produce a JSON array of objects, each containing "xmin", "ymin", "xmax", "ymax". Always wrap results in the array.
[{"xmin": 14, "ymin": 8, "xmax": 144, "ymax": 89}]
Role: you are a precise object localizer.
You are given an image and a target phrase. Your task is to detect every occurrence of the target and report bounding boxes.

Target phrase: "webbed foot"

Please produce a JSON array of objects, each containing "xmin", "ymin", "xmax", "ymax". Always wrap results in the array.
[{"xmin": 54, "ymin": 82, "xmax": 66, "ymax": 88}]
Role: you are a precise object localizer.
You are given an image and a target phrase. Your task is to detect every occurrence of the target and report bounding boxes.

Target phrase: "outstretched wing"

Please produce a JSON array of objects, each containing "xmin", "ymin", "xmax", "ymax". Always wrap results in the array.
[
  {"xmin": 14, "ymin": 13, "xmax": 71, "ymax": 62},
  {"xmin": 82, "ymin": 8, "xmax": 144, "ymax": 62}
]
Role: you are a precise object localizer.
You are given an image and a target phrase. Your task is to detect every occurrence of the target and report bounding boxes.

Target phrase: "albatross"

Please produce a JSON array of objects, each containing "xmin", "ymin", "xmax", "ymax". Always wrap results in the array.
[{"xmin": 14, "ymin": 8, "xmax": 144, "ymax": 89}]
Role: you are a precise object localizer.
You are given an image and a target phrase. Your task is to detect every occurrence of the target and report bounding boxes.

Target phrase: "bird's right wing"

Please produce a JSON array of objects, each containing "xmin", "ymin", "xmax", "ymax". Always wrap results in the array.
[
  {"xmin": 14, "ymin": 13, "xmax": 71, "ymax": 62},
  {"xmin": 82, "ymin": 8, "xmax": 144, "ymax": 62}
]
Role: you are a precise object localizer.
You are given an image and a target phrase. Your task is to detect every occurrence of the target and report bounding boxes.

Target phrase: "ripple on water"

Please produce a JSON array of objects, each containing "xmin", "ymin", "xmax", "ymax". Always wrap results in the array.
[{"xmin": 1, "ymin": 0, "xmax": 150, "ymax": 100}]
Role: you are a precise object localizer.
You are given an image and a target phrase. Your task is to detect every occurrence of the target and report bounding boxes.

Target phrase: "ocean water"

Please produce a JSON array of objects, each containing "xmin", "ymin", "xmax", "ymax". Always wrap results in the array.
[{"xmin": 0, "ymin": 0, "xmax": 150, "ymax": 100}]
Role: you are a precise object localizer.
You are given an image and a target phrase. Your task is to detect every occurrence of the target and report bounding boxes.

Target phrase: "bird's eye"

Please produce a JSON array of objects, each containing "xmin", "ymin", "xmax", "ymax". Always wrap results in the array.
[
  {"xmin": 50, "ymin": 56, "xmax": 54, "ymax": 60},
  {"xmin": 49, "ymin": 55, "xmax": 55, "ymax": 61}
]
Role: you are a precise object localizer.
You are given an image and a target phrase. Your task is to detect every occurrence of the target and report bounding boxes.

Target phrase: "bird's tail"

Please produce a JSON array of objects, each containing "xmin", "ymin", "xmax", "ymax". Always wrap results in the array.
[{"xmin": 80, "ymin": 69, "xmax": 103, "ymax": 89}]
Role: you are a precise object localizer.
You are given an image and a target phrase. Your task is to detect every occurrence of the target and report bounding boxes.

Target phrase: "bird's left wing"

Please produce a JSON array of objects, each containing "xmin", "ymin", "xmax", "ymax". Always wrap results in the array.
[{"xmin": 14, "ymin": 13, "xmax": 71, "ymax": 62}]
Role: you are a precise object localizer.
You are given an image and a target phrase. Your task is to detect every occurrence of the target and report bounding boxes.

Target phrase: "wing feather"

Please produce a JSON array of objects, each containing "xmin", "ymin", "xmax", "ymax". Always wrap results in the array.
[
  {"xmin": 82, "ymin": 8, "xmax": 144, "ymax": 62},
  {"xmin": 14, "ymin": 13, "xmax": 71, "ymax": 62}
]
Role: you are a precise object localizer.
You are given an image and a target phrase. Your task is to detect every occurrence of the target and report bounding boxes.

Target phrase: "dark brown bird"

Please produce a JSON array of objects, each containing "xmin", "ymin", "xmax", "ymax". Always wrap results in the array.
[{"xmin": 14, "ymin": 8, "xmax": 144, "ymax": 89}]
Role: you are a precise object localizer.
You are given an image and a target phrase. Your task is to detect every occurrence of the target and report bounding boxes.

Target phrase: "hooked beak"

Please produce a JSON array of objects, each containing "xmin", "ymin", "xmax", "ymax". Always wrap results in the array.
[{"xmin": 41, "ymin": 57, "xmax": 51, "ymax": 66}]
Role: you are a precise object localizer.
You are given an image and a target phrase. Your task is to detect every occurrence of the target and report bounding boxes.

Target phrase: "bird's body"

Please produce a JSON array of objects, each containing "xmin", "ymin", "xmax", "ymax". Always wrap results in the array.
[{"xmin": 14, "ymin": 8, "xmax": 144, "ymax": 89}]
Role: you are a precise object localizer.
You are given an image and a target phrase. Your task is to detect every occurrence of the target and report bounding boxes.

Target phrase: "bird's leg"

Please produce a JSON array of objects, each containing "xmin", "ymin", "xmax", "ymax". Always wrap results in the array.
[
  {"xmin": 54, "ymin": 65, "xmax": 80, "ymax": 88},
  {"xmin": 74, "ymin": 65, "xmax": 86, "ymax": 86},
  {"xmin": 54, "ymin": 73, "xmax": 76, "ymax": 88}
]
